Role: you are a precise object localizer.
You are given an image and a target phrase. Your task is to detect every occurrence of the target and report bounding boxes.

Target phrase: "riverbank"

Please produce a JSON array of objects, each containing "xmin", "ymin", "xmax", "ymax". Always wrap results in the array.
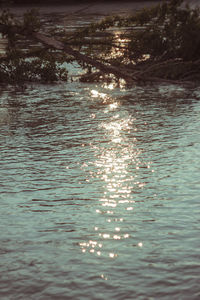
[
  {"xmin": 2, "ymin": 1, "xmax": 200, "ymax": 16},
  {"xmin": 9, "ymin": 1, "xmax": 158, "ymax": 16},
  {"xmin": 5, "ymin": 0, "xmax": 161, "ymax": 4}
]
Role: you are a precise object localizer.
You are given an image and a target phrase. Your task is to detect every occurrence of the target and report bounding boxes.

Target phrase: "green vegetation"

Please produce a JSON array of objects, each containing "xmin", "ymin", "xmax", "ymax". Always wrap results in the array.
[
  {"xmin": 0, "ymin": 0, "xmax": 199, "ymax": 85},
  {"xmin": 0, "ymin": 9, "xmax": 69, "ymax": 83}
]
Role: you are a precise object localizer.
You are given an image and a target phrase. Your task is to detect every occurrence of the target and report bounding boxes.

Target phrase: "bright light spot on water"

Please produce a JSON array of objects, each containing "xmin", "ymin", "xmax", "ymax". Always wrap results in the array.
[
  {"xmin": 89, "ymin": 240, "xmax": 97, "ymax": 246},
  {"xmin": 112, "ymin": 137, "xmax": 122, "ymax": 143},
  {"xmin": 109, "ymin": 32, "xmax": 129, "ymax": 61},
  {"xmin": 100, "ymin": 199, "xmax": 117, "ymax": 208},
  {"xmin": 138, "ymin": 242, "xmax": 143, "ymax": 247},
  {"xmin": 109, "ymin": 102, "xmax": 119, "ymax": 110},
  {"xmin": 119, "ymin": 200, "xmax": 135, "ymax": 204},
  {"xmin": 79, "ymin": 242, "xmax": 87, "ymax": 247},
  {"xmin": 106, "ymin": 82, "xmax": 115, "ymax": 90},
  {"xmin": 90, "ymin": 88, "xmax": 119, "ymax": 106},
  {"xmin": 101, "ymin": 274, "xmax": 108, "ymax": 280},
  {"xmin": 115, "ymin": 227, "xmax": 120, "ymax": 232},
  {"xmin": 106, "ymin": 210, "xmax": 113, "ymax": 214},
  {"xmin": 139, "ymin": 54, "xmax": 150, "ymax": 62},
  {"xmin": 102, "ymin": 234, "xmax": 110, "ymax": 239},
  {"xmin": 124, "ymin": 234, "xmax": 129, "ymax": 238},
  {"xmin": 109, "ymin": 253, "xmax": 117, "ymax": 258},
  {"xmin": 91, "ymin": 89, "xmax": 106, "ymax": 98},
  {"xmin": 126, "ymin": 207, "xmax": 133, "ymax": 211},
  {"xmin": 113, "ymin": 235, "xmax": 121, "ymax": 240}
]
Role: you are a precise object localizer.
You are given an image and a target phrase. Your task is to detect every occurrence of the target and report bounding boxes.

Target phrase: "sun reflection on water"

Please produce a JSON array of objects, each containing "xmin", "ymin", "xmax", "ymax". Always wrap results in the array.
[
  {"xmin": 109, "ymin": 32, "xmax": 129, "ymax": 61},
  {"xmin": 79, "ymin": 88, "xmax": 149, "ymax": 265}
]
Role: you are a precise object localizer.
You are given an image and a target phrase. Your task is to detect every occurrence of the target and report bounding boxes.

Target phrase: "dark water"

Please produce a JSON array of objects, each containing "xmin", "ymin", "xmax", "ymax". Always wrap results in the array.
[{"xmin": 0, "ymin": 82, "xmax": 200, "ymax": 300}]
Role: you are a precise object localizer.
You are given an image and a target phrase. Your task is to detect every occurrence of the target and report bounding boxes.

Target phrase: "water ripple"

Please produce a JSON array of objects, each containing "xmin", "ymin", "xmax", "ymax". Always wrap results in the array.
[{"xmin": 0, "ymin": 83, "xmax": 200, "ymax": 299}]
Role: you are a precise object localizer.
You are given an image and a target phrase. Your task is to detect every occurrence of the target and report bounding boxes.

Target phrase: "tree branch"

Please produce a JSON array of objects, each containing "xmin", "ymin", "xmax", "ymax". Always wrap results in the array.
[{"xmin": 32, "ymin": 31, "xmax": 138, "ymax": 83}]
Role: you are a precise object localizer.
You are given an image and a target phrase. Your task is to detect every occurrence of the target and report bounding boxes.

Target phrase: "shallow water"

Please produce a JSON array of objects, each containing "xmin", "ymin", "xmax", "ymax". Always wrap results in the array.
[{"xmin": 0, "ymin": 81, "xmax": 200, "ymax": 300}]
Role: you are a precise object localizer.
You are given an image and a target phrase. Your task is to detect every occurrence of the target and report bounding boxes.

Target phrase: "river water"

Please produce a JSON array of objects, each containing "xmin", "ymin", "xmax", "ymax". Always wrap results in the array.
[{"xmin": 1, "ymin": 4, "xmax": 200, "ymax": 300}]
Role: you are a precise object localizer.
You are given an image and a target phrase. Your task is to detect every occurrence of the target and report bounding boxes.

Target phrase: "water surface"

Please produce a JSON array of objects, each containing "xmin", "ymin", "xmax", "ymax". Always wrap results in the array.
[
  {"xmin": 1, "ymin": 1, "xmax": 200, "ymax": 298},
  {"xmin": 0, "ymin": 81, "xmax": 200, "ymax": 299}
]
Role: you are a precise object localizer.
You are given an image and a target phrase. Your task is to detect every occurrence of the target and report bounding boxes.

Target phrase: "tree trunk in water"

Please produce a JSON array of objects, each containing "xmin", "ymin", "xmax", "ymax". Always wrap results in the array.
[{"xmin": 33, "ymin": 32, "xmax": 137, "ymax": 83}]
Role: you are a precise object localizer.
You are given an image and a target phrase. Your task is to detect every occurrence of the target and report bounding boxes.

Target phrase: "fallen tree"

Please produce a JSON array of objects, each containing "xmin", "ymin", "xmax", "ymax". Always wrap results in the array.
[{"xmin": 0, "ymin": 0, "xmax": 200, "ymax": 85}]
